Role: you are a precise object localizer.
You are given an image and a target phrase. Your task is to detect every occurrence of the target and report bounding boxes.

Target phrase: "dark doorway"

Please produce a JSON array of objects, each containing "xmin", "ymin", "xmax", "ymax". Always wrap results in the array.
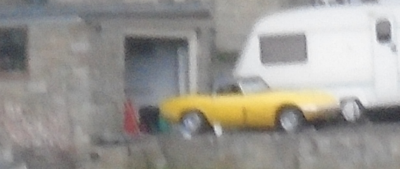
[{"xmin": 124, "ymin": 37, "xmax": 188, "ymax": 108}]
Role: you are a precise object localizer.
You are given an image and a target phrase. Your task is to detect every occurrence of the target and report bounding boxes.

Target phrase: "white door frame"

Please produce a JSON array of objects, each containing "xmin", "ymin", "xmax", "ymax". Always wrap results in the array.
[
  {"xmin": 371, "ymin": 14, "xmax": 399, "ymax": 102},
  {"xmin": 120, "ymin": 29, "xmax": 198, "ymax": 95}
]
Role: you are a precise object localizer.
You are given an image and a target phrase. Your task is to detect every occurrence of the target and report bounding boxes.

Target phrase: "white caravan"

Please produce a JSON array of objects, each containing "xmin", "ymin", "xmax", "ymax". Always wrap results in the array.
[{"xmin": 234, "ymin": 3, "xmax": 400, "ymax": 113}]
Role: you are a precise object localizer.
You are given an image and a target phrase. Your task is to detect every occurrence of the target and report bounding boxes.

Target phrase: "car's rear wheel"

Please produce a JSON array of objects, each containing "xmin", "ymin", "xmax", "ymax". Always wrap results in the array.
[
  {"xmin": 277, "ymin": 108, "xmax": 306, "ymax": 132},
  {"xmin": 180, "ymin": 111, "xmax": 208, "ymax": 135}
]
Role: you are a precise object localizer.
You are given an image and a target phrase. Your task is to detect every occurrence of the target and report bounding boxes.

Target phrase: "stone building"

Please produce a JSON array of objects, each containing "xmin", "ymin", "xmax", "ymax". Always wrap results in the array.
[
  {"xmin": 0, "ymin": 0, "xmax": 213, "ymax": 167},
  {"xmin": 0, "ymin": 0, "xmax": 339, "ymax": 167}
]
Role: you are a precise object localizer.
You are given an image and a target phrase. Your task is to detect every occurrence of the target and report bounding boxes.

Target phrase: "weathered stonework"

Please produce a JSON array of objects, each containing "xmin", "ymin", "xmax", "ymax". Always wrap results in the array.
[
  {"xmin": 71, "ymin": 123, "xmax": 400, "ymax": 169},
  {"xmin": 0, "ymin": 1, "xmax": 213, "ymax": 167}
]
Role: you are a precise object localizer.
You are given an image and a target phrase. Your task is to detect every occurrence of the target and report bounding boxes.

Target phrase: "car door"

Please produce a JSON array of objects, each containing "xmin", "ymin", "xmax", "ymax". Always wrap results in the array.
[
  {"xmin": 236, "ymin": 77, "xmax": 278, "ymax": 128},
  {"xmin": 209, "ymin": 93, "xmax": 245, "ymax": 127},
  {"xmin": 241, "ymin": 92, "xmax": 279, "ymax": 128},
  {"xmin": 372, "ymin": 15, "xmax": 399, "ymax": 102}
]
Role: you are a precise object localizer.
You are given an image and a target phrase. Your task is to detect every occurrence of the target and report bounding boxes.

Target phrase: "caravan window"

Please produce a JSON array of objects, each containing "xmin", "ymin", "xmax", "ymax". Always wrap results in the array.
[
  {"xmin": 260, "ymin": 34, "xmax": 307, "ymax": 64},
  {"xmin": 376, "ymin": 19, "xmax": 391, "ymax": 43}
]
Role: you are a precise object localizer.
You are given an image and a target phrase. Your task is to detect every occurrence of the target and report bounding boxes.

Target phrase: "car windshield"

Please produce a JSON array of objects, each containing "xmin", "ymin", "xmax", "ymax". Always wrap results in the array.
[
  {"xmin": 238, "ymin": 77, "xmax": 270, "ymax": 94},
  {"xmin": 216, "ymin": 84, "xmax": 242, "ymax": 94}
]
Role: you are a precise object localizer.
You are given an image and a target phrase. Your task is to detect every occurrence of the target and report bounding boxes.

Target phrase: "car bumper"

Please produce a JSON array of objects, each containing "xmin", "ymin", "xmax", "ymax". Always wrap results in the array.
[{"xmin": 301, "ymin": 104, "xmax": 342, "ymax": 121}]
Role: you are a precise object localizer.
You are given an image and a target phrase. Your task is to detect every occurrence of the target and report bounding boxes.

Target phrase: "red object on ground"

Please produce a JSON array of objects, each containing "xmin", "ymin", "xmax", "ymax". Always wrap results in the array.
[{"xmin": 123, "ymin": 99, "xmax": 140, "ymax": 136}]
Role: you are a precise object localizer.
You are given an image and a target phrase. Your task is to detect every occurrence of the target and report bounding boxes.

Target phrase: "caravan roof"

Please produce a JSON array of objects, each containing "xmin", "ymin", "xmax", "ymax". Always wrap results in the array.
[{"xmin": 253, "ymin": 4, "xmax": 400, "ymax": 34}]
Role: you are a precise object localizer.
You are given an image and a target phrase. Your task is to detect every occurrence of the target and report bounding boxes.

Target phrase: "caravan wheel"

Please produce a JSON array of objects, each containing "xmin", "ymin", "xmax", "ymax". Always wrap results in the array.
[{"xmin": 341, "ymin": 100, "xmax": 364, "ymax": 123}]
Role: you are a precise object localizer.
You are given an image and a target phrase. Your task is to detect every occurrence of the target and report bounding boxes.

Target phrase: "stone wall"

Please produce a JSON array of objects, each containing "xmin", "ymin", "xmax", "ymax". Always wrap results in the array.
[
  {"xmin": 0, "ymin": 0, "xmax": 26, "ymax": 6},
  {"xmin": 86, "ymin": 20, "xmax": 125, "ymax": 138},
  {"xmin": 0, "ymin": 4, "xmax": 213, "ymax": 166},
  {"xmin": 47, "ymin": 0, "xmax": 210, "ymax": 5},
  {"xmin": 83, "ymin": 123, "xmax": 400, "ymax": 169},
  {"xmin": 0, "ymin": 20, "xmax": 81, "ymax": 150},
  {"xmin": 213, "ymin": 0, "xmax": 282, "ymax": 52},
  {"xmin": 0, "ymin": 17, "xmax": 126, "ymax": 169},
  {"xmin": 211, "ymin": 56, "xmax": 236, "ymax": 88}
]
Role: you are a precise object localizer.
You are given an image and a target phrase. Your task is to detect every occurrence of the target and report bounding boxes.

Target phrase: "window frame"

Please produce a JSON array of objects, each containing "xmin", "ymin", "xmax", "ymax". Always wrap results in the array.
[
  {"xmin": 376, "ymin": 18, "xmax": 392, "ymax": 44},
  {"xmin": 259, "ymin": 34, "xmax": 308, "ymax": 65},
  {"xmin": 0, "ymin": 26, "xmax": 29, "ymax": 80}
]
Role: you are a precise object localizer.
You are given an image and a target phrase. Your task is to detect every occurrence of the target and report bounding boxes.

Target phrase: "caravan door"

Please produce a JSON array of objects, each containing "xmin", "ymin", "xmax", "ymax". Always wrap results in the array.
[{"xmin": 372, "ymin": 16, "xmax": 399, "ymax": 103}]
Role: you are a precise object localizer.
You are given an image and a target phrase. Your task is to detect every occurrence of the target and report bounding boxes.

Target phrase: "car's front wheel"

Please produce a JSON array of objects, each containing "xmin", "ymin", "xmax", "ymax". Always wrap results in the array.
[
  {"xmin": 277, "ymin": 108, "xmax": 306, "ymax": 132},
  {"xmin": 180, "ymin": 111, "xmax": 208, "ymax": 135}
]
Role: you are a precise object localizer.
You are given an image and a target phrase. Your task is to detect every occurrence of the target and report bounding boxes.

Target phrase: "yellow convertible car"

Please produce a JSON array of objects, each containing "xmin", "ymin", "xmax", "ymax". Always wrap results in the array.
[{"xmin": 159, "ymin": 78, "xmax": 365, "ymax": 133}]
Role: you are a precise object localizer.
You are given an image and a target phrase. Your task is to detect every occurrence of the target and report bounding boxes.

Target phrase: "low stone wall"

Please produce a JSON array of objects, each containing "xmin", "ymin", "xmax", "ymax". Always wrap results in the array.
[
  {"xmin": 83, "ymin": 123, "xmax": 400, "ymax": 169},
  {"xmin": 80, "ymin": 136, "xmax": 167, "ymax": 169}
]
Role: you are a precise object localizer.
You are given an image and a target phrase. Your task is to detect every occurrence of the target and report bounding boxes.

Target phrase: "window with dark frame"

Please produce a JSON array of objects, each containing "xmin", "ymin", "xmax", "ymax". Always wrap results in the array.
[
  {"xmin": 376, "ymin": 19, "xmax": 392, "ymax": 44},
  {"xmin": 260, "ymin": 34, "xmax": 307, "ymax": 64},
  {"xmin": 0, "ymin": 27, "xmax": 27, "ymax": 72}
]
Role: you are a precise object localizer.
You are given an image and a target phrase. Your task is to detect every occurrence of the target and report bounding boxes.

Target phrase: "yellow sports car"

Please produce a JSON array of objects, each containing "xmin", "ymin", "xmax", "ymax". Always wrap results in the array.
[{"xmin": 160, "ymin": 78, "xmax": 364, "ymax": 133}]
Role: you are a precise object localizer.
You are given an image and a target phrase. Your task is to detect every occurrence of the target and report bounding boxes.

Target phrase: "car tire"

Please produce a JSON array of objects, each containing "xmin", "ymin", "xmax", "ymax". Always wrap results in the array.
[
  {"xmin": 180, "ymin": 111, "xmax": 209, "ymax": 135},
  {"xmin": 277, "ymin": 108, "xmax": 306, "ymax": 133},
  {"xmin": 340, "ymin": 99, "xmax": 366, "ymax": 123}
]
